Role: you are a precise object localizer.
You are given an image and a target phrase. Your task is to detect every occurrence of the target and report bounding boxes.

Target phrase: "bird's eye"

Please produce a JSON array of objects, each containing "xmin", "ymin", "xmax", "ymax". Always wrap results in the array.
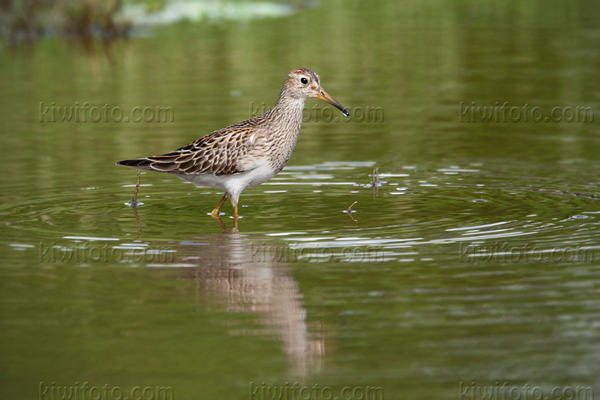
[{"xmin": 300, "ymin": 77, "xmax": 308, "ymax": 85}]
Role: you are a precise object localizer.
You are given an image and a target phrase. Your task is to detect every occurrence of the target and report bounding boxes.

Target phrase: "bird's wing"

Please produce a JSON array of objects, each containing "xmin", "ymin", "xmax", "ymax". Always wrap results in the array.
[{"xmin": 117, "ymin": 125, "xmax": 264, "ymax": 176}]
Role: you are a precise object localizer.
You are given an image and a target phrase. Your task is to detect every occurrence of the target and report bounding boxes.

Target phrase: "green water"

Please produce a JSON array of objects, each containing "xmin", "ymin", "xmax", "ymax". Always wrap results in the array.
[{"xmin": 1, "ymin": 1, "xmax": 600, "ymax": 399}]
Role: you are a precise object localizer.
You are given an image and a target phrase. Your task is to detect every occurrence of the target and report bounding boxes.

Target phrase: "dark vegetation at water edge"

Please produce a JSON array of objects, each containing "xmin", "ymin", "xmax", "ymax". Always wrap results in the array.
[{"xmin": 0, "ymin": 0, "xmax": 131, "ymax": 45}]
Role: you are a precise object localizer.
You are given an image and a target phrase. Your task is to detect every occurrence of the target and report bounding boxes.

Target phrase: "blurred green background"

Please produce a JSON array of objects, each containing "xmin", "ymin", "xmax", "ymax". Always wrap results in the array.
[{"xmin": 1, "ymin": 1, "xmax": 599, "ymax": 399}]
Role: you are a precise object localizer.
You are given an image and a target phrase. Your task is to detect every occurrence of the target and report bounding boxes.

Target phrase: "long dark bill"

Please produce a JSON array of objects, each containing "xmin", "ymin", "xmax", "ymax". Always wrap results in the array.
[{"xmin": 317, "ymin": 87, "xmax": 350, "ymax": 117}]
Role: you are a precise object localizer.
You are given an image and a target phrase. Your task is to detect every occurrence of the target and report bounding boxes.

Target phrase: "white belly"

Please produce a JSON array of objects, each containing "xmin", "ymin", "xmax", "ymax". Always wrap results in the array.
[{"xmin": 176, "ymin": 160, "xmax": 275, "ymax": 197}]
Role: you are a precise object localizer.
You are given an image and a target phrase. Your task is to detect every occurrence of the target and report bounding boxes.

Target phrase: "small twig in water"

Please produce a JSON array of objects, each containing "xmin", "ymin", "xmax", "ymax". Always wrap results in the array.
[
  {"xmin": 346, "ymin": 201, "xmax": 358, "ymax": 213},
  {"xmin": 345, "ymin": 201, "xmax": 358, "ymax": 222},
  {"xmin": 372, "ymin": 167, "xmax": 379, "ymax": 198}
]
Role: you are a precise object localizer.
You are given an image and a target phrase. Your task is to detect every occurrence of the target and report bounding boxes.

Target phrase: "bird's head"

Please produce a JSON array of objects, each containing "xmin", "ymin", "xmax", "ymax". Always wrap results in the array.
[{"xmin": 283, "ymin": 68, "xmax": 349, "ymax": 117}]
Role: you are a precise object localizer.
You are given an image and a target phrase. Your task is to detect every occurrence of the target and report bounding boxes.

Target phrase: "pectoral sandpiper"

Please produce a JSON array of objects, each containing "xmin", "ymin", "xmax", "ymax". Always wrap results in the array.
[{"xmin": 116, "ymin": 68, "xmax": 349, "ymax": 229}]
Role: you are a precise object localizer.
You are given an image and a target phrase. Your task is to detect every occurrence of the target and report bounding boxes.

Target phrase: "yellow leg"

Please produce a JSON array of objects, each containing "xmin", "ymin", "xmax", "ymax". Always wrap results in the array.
[
  {"xmin": 211, "ymin": 194, "xmax": 228, "ymax": 217},
  {"xmin": 132, "ymin": 170, "xmax": 141, "ymax": 207},
  {"xmin": 232, "ymin": 206, "xmax": 239, "ymax": 232}
]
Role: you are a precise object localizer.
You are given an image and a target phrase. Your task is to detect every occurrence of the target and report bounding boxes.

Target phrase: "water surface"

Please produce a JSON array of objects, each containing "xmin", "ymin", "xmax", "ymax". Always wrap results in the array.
[{"xmin": 1, "ymin": 1, "xmax": 600, "ymax": 399}]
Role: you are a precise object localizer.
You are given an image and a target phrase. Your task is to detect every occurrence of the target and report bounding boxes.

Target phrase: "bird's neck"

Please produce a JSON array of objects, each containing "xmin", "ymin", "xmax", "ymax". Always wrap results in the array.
[{"xmin": 267, "ymin": 90, "xmax": 306, "ymax": 134}]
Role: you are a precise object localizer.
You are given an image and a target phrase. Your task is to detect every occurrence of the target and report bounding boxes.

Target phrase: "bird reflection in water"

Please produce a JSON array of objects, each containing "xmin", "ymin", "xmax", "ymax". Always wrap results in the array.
[{"xmin": 171, "ymin": 233, "xmax": 328, "ymax": 376}]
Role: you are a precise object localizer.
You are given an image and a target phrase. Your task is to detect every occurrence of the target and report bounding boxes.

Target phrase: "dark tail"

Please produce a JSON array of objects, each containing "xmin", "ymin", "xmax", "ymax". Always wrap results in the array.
[{"xmin": 115, "ymin": 158, "xmax": 154, "ymax": 171}]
